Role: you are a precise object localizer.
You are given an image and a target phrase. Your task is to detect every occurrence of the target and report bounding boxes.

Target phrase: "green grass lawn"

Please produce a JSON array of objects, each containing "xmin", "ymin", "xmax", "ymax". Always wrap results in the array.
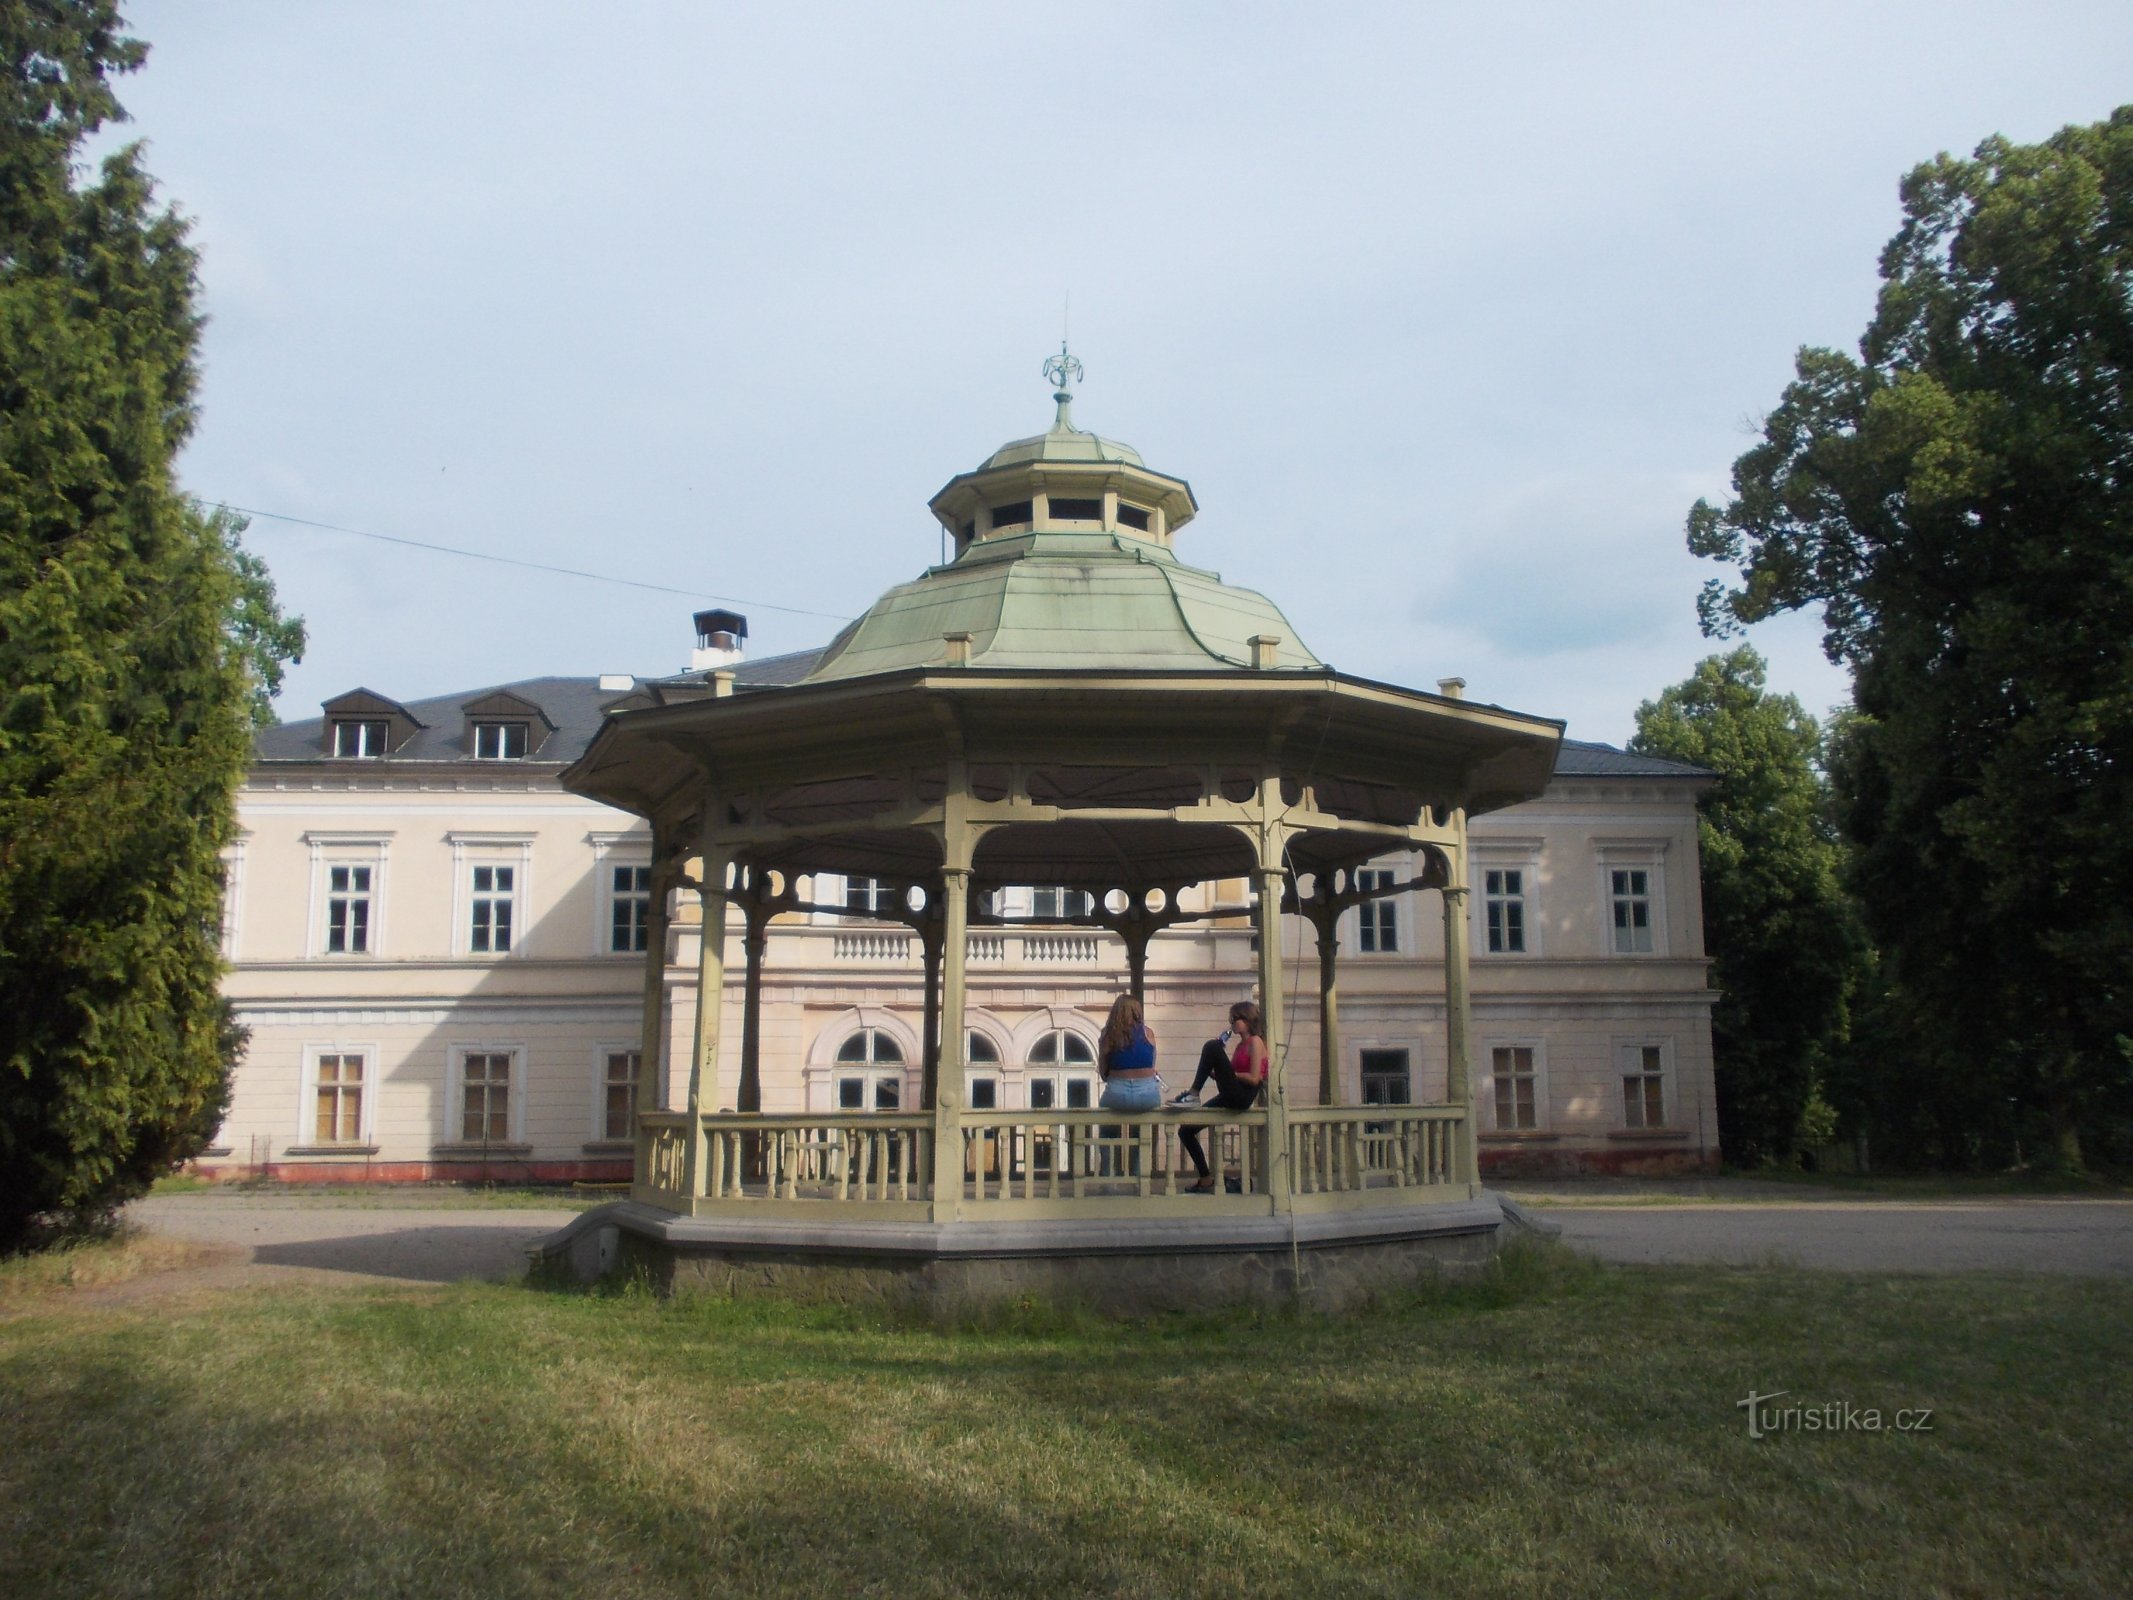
[{"xmin": 2, "ymin": 1245, "xmax": 2127, "ymax": 1599}]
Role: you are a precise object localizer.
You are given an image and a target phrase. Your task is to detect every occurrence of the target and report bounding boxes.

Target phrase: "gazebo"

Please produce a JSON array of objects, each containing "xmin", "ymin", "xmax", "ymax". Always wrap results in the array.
[{"xmin": 550, "ymin": 356, "xmax": 1563, "ymax": 1309}]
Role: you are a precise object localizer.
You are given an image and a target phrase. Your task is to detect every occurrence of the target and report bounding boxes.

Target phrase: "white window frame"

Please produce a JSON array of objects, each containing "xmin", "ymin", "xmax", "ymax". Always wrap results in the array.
[
  {"xmin": 593, "ymin": 1044, "xmax": 641, "ymax": 1143},
  {"xmin": 1029, "ymin": 886, "xmax": 1094, "ymax": 919},
  {"xmin": 1617, "ymin": 1039, "xmax": 1672, "ymax": 1130},
  {"xmin": 471, "ymin": 720, "xmax": 529, "ymax": 760},
  {"xmin": 833, "ymin": 1026, "xmax": 909, "ymax": 1110},
  {"xmin": 1356, "ymin": 1042, "xmax": 1414, "ymax": 1107},
  {"xmin": 304, "ymin": 833, "xmax": 392, "ymax": 959},
  {"xmin": 298, "ymin": 1042, "xmax": 380, "ymax": 1147},
  {"xmin": 588, "ymin": 831, "xmax": 654, "ymax": 956},
  {"xmin": 446, "ymin": 1043, "xmax": 526, "ymax": 1146},
  {"xmin": 1483, "ymin": 1038, "xmax": 1547, "ymax": 1132},
  {"xmin": 331, "ymin": 719, "xmax": 388, "ymax": 758},
  {"xmin": 965, "ymin": 1031, "xmax": 1003, "ymax": 1111},
  {"xmin": 1595, "ymin": 841, "xmax": 1668, "ymax": 957},
  {"xmin": 1351, "ymin": 865, "xmax": 1401, "ymax": 955},
  {"xmin": 1472, "ymin": 838, "xmax": 1543, "ymax": 958},
  {"xmin": 840, "ymin": 874, "xmax": 900, "ymax": 920},
  {"xmin": 220, "ymin": 832, "xmax": 249, "ymax": 960},
  {"xmin": 448, "ymin": 833, "xmax": 536, "ymax": 959},
  {"xmin": 1023, "ymin": 1027, "xmax": 1099, "ymax": 1110}
]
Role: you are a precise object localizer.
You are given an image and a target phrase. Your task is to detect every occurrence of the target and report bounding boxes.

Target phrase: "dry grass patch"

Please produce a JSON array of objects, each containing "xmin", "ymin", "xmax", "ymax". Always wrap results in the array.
[{"xmin": 0, "ymin": 1224, "xmax": 226, "ymax": 1311}]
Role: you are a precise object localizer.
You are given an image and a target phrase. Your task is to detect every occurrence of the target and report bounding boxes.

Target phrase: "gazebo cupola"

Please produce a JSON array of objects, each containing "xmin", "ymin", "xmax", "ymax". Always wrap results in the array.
[
  {"xmin": 803, "ymin": 346, "xmax": 1318, "ymax": 683},
  {"xmin": 927, "ymin": 343, "xmax": 1200, "ymax": 558}
]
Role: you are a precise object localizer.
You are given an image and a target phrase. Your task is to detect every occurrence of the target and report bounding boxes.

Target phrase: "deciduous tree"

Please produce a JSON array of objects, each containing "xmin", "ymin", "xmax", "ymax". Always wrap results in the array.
[
  {"xmin": 1, "ymin": 2, "xmax": 303, "ymax": 1244},
  {"xmin": 1632, "ymin": 649, "xmax": 1864, "ymax": 1164},
  {"xmin": 1689, "ymin": 109, "xmax": 2133, "ymax": 1169}
]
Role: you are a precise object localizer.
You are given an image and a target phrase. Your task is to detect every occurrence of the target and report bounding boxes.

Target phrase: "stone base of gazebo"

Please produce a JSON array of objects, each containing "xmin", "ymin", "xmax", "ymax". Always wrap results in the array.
[{"xmin": 535, "ymin": 1195, "xmax": 1539, "ymax": 1315}]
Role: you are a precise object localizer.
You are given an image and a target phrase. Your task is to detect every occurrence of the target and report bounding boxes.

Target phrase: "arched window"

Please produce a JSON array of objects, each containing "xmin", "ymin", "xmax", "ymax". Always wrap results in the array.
[
  {"xmin": 834, "ymin": 1029, "xmax": 904, "ymax": 1110},
  {"xmin": 1026, "ymin": 1029, "xmax": 1097, "ymax": 1110},
  {"xmin": 967, "ymin": 1032, "xmax": 1001, "ymax": 1109}
]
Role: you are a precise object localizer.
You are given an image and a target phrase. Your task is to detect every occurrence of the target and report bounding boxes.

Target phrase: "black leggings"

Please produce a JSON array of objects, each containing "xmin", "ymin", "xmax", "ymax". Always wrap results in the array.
[{"xmin": 1178, "ymin": 1038, "xmax": 1259, "ymax": 1180}]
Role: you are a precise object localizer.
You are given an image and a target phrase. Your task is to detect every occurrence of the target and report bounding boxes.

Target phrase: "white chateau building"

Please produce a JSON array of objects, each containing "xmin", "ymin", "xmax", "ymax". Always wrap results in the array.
[{"xmin": 208, "ymin": 406, "xmax": 1719, "ymax": 1185}]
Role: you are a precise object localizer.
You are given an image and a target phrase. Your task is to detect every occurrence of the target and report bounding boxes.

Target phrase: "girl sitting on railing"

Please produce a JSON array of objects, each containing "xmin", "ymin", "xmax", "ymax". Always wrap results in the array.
[
  {"xmin": 1096, "ymin": 993, "xmax": 1161, "ymax": 1112},
  {"xmin": 1172, "ymin": 1001, "xmax": 1269, "ymax": 1193}
]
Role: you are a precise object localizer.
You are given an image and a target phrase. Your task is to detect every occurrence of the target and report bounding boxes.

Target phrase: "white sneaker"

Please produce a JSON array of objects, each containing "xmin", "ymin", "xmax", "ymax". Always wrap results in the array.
[{"xmin": 1170, "ymin": 1091, "xmax": 1199, "ymax": 1107}]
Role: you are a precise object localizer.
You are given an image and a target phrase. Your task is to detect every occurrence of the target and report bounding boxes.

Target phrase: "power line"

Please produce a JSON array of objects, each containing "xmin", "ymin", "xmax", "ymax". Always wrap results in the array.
[{"xmin": 209, "ymin": 502, "xmax": 855, "ymax": 622}]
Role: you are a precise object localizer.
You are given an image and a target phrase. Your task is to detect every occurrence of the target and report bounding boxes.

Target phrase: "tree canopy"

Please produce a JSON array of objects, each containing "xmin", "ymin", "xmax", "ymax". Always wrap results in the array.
[
  {"xmin": 1, "ymin": 1, "xmax": 303, "ymax": 1244},
  {"xmin": 1688, "ymin": 109, "xmax": 2133, "ymax": 1169},
  {"xmin": 1631, "ymin": 648, "xmax": 1863, "ymax": 1164}
]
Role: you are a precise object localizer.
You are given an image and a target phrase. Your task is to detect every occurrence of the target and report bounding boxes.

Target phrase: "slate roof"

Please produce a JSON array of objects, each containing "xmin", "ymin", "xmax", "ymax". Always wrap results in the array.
[{"xmin": 258, "ymin": 665, "xmax": 1708, "ymax": 781}]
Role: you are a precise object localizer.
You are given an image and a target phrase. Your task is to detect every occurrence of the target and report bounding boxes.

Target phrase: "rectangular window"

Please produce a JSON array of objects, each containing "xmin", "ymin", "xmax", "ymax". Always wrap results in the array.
[
  {"xmin": 1031, "ymin": 886, "xmax": 1093, "ymax": 918},
  {"xmin": 332, "ymin": 720, "xmax": 387, "ymax": 758},
  {"xmin": 844, "ymin": 876, "xmax": 897, "ymax": 917},
  {"xmin": 1485, "ymin": 868, "xmax": 1526, "ymax": 954},
  {"xmin": 1049, "ymin": 496, "xmax": 1103, "ymax": 521},
  {"xmin": 968, "ymin": 1077, "xmax": 998, "ymax": 1110},
  {"xmin": 1610, "ymin": 869, "xmax": 1653, "ymax": 953},
  {"xmin": 470, "ymin": 864, "xmax": 515, "ymax": 953},
  {"xmin": 314, "ymin": 1052, "xmax": 366, "ymax": 1142},
  {"xmin": 610, "ymin": 865, "xmax": 652, "ymax": 953},
  {"xmin": 1115, "ymin": 503, "xmax": 1151, "ymax": 532},
  {"xmin": 989, "ymin": 500, "xmax": 1033, "ymax": 529},
  {"xmin": 603, "ymin": 1050, "xmax": 639, "ymax": 1140},
  {"xmin": 461, "ymin": 1051, "xmax": 513, "ymax": 1142},
  {"xmin": 1360, "ymin": 1048, "xmax": 1410, "ymax": 1106},
  {"xmin": 1492, "ymin": 1046, "xmax": 1538, "ymax": 1130},
  {"xmin": 1357, "ymin": 870, "xmax": 1398, "ymax": 953},
  {"xmin": 1622, "ymin": 1045, "xmax": 1666, "ymax": 1128},
  {"xmin": 326, "ymin": 865, "xmax": 372, "ymax": 954},
  {"xmin": 473, "ymin": 721, "xmax": 528, "ymax": 760}
]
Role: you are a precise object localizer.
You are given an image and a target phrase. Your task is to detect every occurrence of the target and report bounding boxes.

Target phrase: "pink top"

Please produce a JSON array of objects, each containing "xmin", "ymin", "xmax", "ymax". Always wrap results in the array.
[{"xmin": 1231, "ymin": 1035, "xmax": 1261, "ymax": 1082}]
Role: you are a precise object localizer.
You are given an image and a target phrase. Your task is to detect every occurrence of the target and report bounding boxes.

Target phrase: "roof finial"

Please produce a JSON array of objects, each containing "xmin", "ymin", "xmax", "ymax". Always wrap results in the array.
[{"xmin": 1041, "ymin": 336, "xmax": 1083, "ymax": 433}]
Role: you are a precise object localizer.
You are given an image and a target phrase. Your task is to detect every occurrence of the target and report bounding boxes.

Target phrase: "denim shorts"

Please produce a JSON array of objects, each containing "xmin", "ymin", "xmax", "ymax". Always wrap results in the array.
[{"xmin": 1099, "ymin": 1075, "xmax": 1163, "ymax": 1112}]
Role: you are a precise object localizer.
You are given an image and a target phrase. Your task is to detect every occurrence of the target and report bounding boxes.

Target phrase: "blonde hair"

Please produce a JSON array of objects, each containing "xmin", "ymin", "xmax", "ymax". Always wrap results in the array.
[{"xmin": 1099, "ymin": 993, "xmax": 1143, "ymax": 1060}]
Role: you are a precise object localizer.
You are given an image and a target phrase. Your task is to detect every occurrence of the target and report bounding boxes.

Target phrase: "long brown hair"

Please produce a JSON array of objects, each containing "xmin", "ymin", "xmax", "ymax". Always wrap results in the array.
[
  {"xmin": 1100, "ymin": 994, "xmax": 1143, "ymax": 1060},
  {"xmin": 1228, "ymin": 1001, "xmax": 1264, "ymax": 1037}
]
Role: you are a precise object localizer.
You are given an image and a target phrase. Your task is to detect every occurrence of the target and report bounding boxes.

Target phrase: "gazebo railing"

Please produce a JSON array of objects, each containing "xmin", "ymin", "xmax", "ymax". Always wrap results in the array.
[
  {"xmin": 1287, "ymin": 1105, "xmax": 1464, "ymax": 1194},
  {"xmin": 638, "ymin": 1104, "xmax": 1470, "ymax": 1215},
  {"xmin": 959, "ymin": 1108, "xmax": 1266, "ymax": 1202}
]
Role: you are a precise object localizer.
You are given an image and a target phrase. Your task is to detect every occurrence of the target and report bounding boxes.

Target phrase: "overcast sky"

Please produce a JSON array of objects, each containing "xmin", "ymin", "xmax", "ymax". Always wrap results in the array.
[{"xmin": 106, "ymin": 1, "xmax": 2130, "ymax": 746}]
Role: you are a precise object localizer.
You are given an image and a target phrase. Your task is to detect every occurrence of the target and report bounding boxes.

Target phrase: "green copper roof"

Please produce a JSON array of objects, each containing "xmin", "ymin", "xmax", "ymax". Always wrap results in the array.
[
  {"xmin": 977, "ymin": 407, "xmax": 1146, "ymax": 470},
  {"xmin": 802, "ymin": 530, "xmax": 1323, "ymax": 683}
]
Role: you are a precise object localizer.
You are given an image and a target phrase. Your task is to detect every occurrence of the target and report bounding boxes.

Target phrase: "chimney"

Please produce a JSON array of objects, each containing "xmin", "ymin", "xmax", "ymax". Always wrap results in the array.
[
  {"xmin": 690, "ymin": 608, "xmax": 748, "ymax": 673},
  {"xmin": 1437, "ymin": 676, "xmax": 1466, "ymax": 699}
]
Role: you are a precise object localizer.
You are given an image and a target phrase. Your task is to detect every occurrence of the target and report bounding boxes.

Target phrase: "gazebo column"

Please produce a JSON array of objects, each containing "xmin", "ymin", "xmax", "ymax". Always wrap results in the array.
[
  {"xmin": 683, "ymin": 831, "xmax": 733, "ymax": 1203},
  {"xmin": 633, "ymin": 851, "xmax": 672, "ymax": 1190},
  {"xmin": 737, "ymin": 899, "xmax": 771, "ymax": 1115},
  {"xmin": 919, "ymin": 912, "xmax": 944, "ymax": 1109},
  {"xmin": 1251, "ymin": 794, "xmax": 1294, "ymax": 1209},
  {"xmin": 1441, "ymin": 841, "xmax": 1478, "ymax": 1193},
  {"xmin": 1311, "ymin": 902, "xmax": 1341, "ymax": 1107},
  {"xmin": 1122, "ymin": 915, "xmax": 1152, "ymax": 1004},
  {"xmin": 929, "ymin": 807, "xmax": 975, "ymax": 1217}
]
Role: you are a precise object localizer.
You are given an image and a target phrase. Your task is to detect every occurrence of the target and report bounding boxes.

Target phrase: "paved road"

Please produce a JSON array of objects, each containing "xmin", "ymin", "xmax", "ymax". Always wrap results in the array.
[
  {"xmin": 115, "ymin": 1193, "xmax": 581, "ymax": 1296},
  {"xmin": 1532, "ymin": 1198, "xmax": 2133, "ymax": 1276}
]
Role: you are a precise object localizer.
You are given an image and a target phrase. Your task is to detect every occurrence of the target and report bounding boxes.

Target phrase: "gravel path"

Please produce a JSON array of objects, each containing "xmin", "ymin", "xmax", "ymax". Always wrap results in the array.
[
  {"xmin": 104, "ymin": 1193, "xmax": 583, "ymax": 1301},
  {"xmin": 1524, "ymin": 1195, "xmax": 2133, "ymax": 1275}
]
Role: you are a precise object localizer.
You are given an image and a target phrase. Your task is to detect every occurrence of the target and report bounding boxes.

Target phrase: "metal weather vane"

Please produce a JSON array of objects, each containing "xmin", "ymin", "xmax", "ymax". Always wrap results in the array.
[{"xmin": 1042, "ymin": 339, "xmax": 1084, "ymax": 399}]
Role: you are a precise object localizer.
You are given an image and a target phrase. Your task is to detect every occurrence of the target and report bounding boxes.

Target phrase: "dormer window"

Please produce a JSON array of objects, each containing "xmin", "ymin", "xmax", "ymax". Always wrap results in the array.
[
  {"xmin": 473, "ymin": 721, "xmax": 529, "ymax": 760},
  {"xmin": 1116, "ymin": 503, "xmax": 1151, "ymax": 532},
  {"xmin": 989, "ymin": 500, "xmax": 1033, "ymax": 530},
  {"xmin": 1049, "ymin": 497, "xmax": 1102, "ymax": 522},
  {"xmin": 332, "ymin": 720, "xmax": 388, "ymax": 758}
]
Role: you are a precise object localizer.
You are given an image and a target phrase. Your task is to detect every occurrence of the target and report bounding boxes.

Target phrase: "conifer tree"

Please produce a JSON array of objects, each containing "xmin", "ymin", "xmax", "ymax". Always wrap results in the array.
[{"xmin": 1, "ymin": 2, "xmax": 303, "ymax": 1244}]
